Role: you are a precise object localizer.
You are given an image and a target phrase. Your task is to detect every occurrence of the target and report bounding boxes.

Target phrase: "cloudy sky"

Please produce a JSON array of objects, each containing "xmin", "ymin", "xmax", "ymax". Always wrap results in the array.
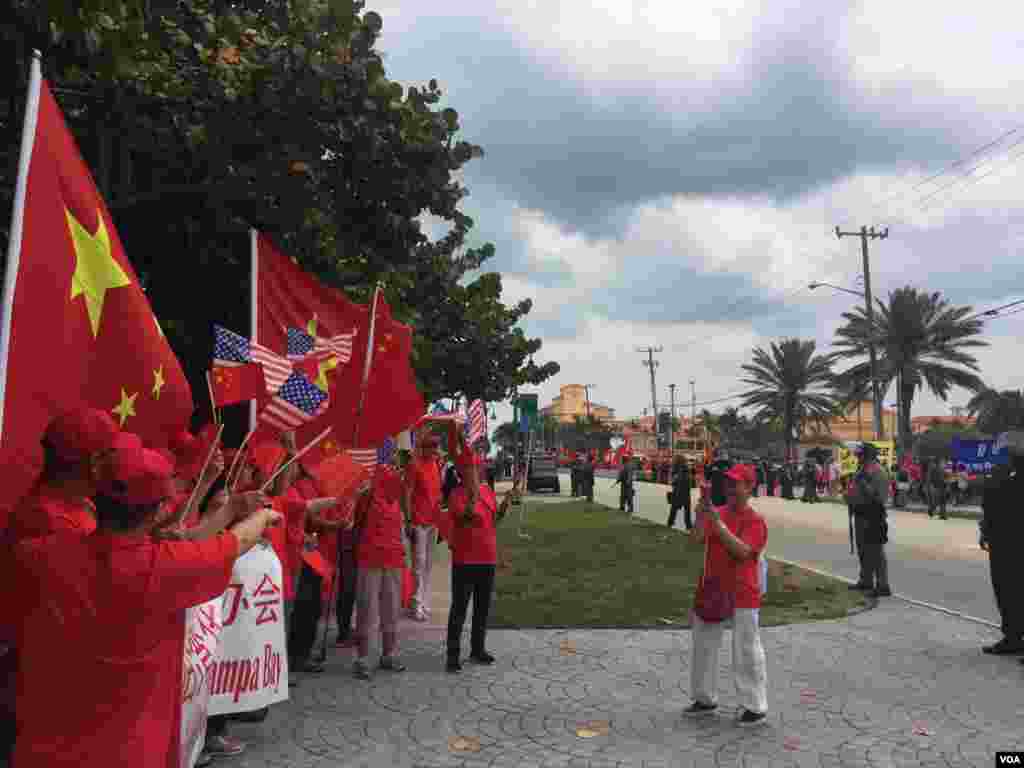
[{"xmin": 372, "ymin": 0, "xmax": 1024, "ymax": 428}]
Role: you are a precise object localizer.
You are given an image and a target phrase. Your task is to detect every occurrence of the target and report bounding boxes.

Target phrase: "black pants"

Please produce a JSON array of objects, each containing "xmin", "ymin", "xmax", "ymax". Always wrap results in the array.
[
  {"xmin": 619, "ymin": 486, "xmax": 633, "ymax": 514},
  {"xmin": 667, "ymin": 487, "xmax": 692, "ymax": 528},
  {"xmin": 335, "ymin": 547, "xmax": 357, "ymax": 643},
  {"xmin": 447, "ymin": 564, "xmax": 496, "ymax": 658},
  {"xmin": 288, "ymin": 564, "xmax": 323, "ymax": 665},
  {"xmin": 991, "ymin": 546, "xmax": 1023, "ymax": 640}
]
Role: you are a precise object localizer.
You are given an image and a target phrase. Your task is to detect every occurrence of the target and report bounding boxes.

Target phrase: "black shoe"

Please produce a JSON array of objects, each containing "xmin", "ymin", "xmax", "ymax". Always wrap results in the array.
[
  {"xmin": 848, "ymin": 583, "xmax": 872, "ymax": 590},
  {"xmin": 738, "ymin": 709, "xmax": 767, "ymax": 726},
  {"xmin": 469, "ymin": 651, "xmax": 495, "ymax": 665},
  {"xmin": 683, "ymin": 701, "xmax": 718, "ymax": 717},
  {"xmin": 446, "ymin": 657, "xmax": 462, "ymax": 673},
  {"xmin": 872, "ymin": 587, "xmax": 892, "ymax": 598},
  {"xmin": 982, "ymin": 638, "xmax": 1024, "ymax": 655},
  {"xmin": 939, "ymin": 515, "xmax": 948, "ymax": 520}
]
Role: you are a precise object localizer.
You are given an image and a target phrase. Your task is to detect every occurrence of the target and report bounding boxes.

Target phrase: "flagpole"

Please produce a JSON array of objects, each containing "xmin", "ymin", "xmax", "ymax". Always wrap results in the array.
[
  {"xmin": 0, "ymin": 51, "xmax": 42, "ymax": 441},
  {"xmin": 248, "ymin": 228, "xmax": 259, "ymax": 433},
  {"xmin": 350, "ymin": 284, "xmax": 381, "ymax": 448}
]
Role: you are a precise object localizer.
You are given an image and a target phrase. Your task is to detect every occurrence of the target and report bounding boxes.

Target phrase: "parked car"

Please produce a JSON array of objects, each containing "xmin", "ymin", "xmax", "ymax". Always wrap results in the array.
[{"xmin": 527, "ymin": 453, "xmax": 561, "ymax": 493}]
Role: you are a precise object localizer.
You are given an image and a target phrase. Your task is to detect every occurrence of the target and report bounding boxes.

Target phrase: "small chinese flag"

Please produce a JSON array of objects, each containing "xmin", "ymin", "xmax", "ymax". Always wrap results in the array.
[
  {"xmin": 298, "ymin": 431, "xmax": 344, "ymax": 473},
  {"xmin": 209, "ymin": 363, "xmax": 265, "ymax": 406},
  {"xmin": 309, "ymin": 451, "xmax": 369, "ymax": 501}
]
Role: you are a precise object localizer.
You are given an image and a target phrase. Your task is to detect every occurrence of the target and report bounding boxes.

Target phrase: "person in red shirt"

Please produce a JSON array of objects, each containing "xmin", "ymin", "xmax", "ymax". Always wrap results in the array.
[
  {"xmin": 444, "ymin": 442, "xmax": 500, "ymax": 673},
  {"xmin": 406, "ymin": 429, "xmax": 442, "ymax": 622},
  {"xmin": 352, "ymin": 454, "xmax": 410, "ymax": 680},
  {"xmin": 2, "ymin": 438, "xmax": 276, "ymax": 768},
  {"xmin": 685, "ymin": 463, "xmax": 769, "ymax": 726}
]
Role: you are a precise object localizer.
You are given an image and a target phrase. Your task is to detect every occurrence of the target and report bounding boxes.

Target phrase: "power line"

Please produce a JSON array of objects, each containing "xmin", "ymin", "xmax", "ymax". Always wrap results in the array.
[
  {"xmin": 909, "ymin": 133, "xmax": 1024, "ymax": 212},
  {"xmin": 967, "ymin": 297, "xmax": 1024, "ymax": 322},
  {"xmin": 916, "ymin": 140, "xmax": 1024, "ymax": 215}
]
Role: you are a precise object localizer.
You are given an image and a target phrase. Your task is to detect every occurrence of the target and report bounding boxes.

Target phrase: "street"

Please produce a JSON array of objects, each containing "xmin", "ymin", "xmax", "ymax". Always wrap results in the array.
[{"xmin": 551, "ymin": 472, "xmax": 999, "ymax": 625}]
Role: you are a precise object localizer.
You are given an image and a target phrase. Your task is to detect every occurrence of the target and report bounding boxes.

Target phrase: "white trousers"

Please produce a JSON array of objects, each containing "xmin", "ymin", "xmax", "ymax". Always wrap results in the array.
[
  {"xmin": 411, "ymin": 525, "xmax": 436, "ymax": 613},
  {"xmin": 690, "ymin": 609, "xmax": 768, "ymax": 714}
]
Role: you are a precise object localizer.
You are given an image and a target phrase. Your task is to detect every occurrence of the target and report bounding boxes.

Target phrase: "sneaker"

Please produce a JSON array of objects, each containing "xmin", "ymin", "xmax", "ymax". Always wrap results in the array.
[
  {"xmin": 872, "ymin": 587, "xmax": 893, "ymax": 598},
  {"xmin": 469, "ymin": 651, "xmax": 495, "ymax": 665},
  {"xmin": 683, "ymin": 701, "xmax": 718, "ymax": 717},
  {"xmin": 379, "ymin": 656, "xmax": 407, "ymax": 672},
  {"xmin": 446, "ymin": 657, "xmax": 462, "ymax": 673},
  {"xmin": 738, "ymin": 710, "xmax": 767, "ymax": 727},
  {"xmin": 353, "ymin": 659, "xmax": 372, "ymax": 680},
  {"xmin": 205, "ymin": 734, "xmax": 246, "ymax": 756},
  {"xmin": 982, "ymin": 638, "xmax": 1024, "ymax": 655}
]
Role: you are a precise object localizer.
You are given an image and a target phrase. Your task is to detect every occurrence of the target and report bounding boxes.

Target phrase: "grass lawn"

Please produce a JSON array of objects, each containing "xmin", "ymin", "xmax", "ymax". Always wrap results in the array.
[{"xmin": 491, "ymin": 499, "xmax": 869, "ymax": 628}]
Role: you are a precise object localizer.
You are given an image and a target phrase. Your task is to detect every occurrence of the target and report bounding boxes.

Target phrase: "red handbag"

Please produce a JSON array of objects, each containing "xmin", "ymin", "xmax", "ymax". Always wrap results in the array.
[{"xmin": 693, "ymin": 516, "xmax": 740, "ymax": 623}]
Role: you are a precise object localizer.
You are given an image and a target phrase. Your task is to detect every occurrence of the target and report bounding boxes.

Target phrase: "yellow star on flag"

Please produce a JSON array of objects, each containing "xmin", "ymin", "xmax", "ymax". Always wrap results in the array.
[
  {"xmin": 314, "ymin": 355, "xmax": 340, "ymax": 392},
  {"xmin": 113, "ymin": 388, "xmax": 138, "ymax": 426},
  {"xmin": 66, "ymin": 207, "xmax": 132, "ymax": 338},
  {"xmin": 152, "ymin": 366, "xmax": 165, "ymax": 399},
  {"xmin": 307, "ymin": 314, "xmax": 318, "ymax": 336},
  {"xmin": 321, "ymin": 438, "xmax": 339, "ymax": 456}
]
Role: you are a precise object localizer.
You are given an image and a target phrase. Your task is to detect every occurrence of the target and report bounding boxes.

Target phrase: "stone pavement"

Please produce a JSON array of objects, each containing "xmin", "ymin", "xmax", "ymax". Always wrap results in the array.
[{"xmin": 235, "ymin": 598, "xmax": 1021, "ymax": 768}]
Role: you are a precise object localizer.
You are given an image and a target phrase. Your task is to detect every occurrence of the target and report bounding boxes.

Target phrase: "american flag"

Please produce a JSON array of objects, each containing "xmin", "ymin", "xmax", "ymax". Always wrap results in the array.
[
  {"xmin": 213, "ymin": 325, "xmax": 293, "ymax": 392},
  {"xmin": 314, "ymin": 329, "xmax": 356, "ymax": 364},
  {"xmin": 467, "ymin": 399, "xmax": 487, "ymax": 446},
  {"xmin": 260, "ymin": 372, "xmax": 328, "ymax": 433},
  {"xmin": 286, "ymin": 327, "xmax": 316, "ymax": 360},
  {"xmin": 347, "ymin": 448, "xmax": 378, "ymax": 478}
]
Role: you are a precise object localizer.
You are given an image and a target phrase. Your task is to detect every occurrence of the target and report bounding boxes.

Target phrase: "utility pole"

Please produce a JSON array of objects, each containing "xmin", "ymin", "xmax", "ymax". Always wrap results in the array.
[
  {"xmin": 668, "ymin": 384, "xmax": 677, "ymax": 456},
  {"xmin": 583, "ymin": 384, "xmax": 596, "ymax": 420},
  {"xmin": 637, "ymin": 346, "xmax": 662, "ymax": 435},
  {"xmin": 835, "ymin": 225, "xmax": 888, "ymax": 441},
  {"xmin": 689, "ymin": 378, "xmax": 696, "ymax": 427}
]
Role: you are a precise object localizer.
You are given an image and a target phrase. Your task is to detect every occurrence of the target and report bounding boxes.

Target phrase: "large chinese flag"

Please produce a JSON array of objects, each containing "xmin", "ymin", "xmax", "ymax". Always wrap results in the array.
[
  {"xmin": 253, "ymin": 231, "xmax": 367, "ymax": 446},
  {"xmin": 328, "ymin": 289, "xmax": 425, "ymax": 449},
  {"xmin": 0, "ymin": 63, "xmax": 193, "ymax": 509}
]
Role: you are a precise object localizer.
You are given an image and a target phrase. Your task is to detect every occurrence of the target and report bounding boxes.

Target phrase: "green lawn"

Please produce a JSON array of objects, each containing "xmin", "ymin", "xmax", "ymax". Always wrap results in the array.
[{"xmin": 492, "ymin": 499, "xmax": 869, "ymax": 628}]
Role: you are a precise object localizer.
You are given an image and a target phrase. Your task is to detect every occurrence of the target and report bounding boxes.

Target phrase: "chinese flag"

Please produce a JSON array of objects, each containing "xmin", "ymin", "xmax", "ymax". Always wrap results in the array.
[
  {"xmin": 210, "ymin": 363, "xmax": 265, "ymax": 406},
  {"xmin": 0, "ymin": 66, "xmax": 193, "ymax": 509},
  {"xmin": 328, "ymin": 290, "xmax": 425, "ymax": 449},
  {"xmin": 253, "ymin": 231, "xmax": 367, "ymax": 446},
  {"xmin": 308, "ymin": 451, "xmax": 368, "ymax": 501}
]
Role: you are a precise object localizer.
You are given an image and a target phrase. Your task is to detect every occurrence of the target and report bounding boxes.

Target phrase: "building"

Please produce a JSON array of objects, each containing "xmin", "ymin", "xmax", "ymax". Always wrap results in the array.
[
  {"xmin": 910, "ymin": 415, "xmax": 977, "ymax": 434},
  {"xmin": 802, "ymin": 399, "xmax": 897, "ymax": 447},
  {"xmin": 541, "ymin": 384, "xmax": 615, "ymax": 424}
]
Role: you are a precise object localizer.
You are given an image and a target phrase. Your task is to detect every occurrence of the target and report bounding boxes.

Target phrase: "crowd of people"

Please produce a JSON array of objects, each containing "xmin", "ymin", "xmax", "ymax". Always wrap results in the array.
[{"xmin": 0, "ymin": 409, "xmax": 504, "ymax": 767}]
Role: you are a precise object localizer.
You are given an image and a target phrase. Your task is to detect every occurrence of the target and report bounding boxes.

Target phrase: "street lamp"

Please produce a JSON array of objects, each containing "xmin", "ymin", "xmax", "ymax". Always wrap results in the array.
[{"xmin": 808, "ymin": 281, "xmax": 882, "ymax": 442}]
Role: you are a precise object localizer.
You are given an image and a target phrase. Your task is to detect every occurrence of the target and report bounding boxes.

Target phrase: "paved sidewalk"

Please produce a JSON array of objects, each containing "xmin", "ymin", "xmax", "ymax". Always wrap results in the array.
[{"xmin": 236, "ymin": 598, "xmax": 1019, "ymax": 768}]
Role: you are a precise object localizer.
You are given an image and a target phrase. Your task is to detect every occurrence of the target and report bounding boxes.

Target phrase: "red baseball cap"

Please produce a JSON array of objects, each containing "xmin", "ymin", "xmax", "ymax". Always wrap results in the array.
[
  {"xmin": 106, "ymin": 445, "xmax": 176, "ymax": 505},
  {"xmin": 43, "ymin": 407, "xmax": 122, "ymax": 462},
  {"xmin": 724, "ymin": 464, "xmax": 757, "ymax": 485}
]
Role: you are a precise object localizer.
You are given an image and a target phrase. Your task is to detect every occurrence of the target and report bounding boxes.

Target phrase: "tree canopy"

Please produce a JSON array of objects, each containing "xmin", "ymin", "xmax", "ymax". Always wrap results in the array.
[{"xmin": 1, "ymin": 0, "xmax": 558, "ymax": 413}]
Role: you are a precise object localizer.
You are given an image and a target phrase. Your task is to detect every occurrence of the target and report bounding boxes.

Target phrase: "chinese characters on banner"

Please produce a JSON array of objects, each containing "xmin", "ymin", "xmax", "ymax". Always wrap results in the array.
[
  {"xmin": 207, "ymin": 543, "xmax": 289, "ymax": 716},
  {"xmin": 181, "ymin": 598, "xmax": 223, "ymax": 768}
]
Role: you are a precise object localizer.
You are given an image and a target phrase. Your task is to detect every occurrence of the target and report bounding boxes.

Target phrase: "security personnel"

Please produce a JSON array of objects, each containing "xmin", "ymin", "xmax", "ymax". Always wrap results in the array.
[
  {"xmin": 667, "ymin": 457, "xmax": 691, "ymax": 528},
  {"xmin": 581, "ymin": 455, "xmax": 596, "ymax": 504},
  {"xmin": 848, "ymin": 443, "xmax": 891, "ymax": 598},
  {"xmin": 614, "ymin": 461, "xmax": 634, "ymax": 514},
  {"xmin": 980, "ymin": 431, "xmax": 1024, "ymax": 656},
  {"xmin": 570, "ymin": 455, "xmax": 582, "ymax": 497}
]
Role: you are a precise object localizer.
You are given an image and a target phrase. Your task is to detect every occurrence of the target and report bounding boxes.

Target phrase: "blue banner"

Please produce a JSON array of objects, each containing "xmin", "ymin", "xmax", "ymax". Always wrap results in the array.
[{"xmin": 949, "ymin": 436, "xmax": 1008, "ymax": 471}]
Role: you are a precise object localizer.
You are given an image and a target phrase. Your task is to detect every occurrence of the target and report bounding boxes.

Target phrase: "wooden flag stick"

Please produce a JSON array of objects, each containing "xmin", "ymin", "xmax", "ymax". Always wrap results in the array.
[
  {"xmin": 205, "ymin": 371, "xmax": 220, "ymax": 426},
  {"xmin": 225, "ymin": 428, "xmax": 257, "ymax": 492},
  {"xmin": 260, "ymin": 426, "xmax": 333, "ymax": 493},
  {"xmin": 173, "ymin": 423, "xmax": 225, "ymax": 526}
]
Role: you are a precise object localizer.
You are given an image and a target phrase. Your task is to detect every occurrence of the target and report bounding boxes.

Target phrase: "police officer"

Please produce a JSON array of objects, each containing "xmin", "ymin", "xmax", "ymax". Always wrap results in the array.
[
  {"xmin": 980, "ymin": 431, "xmax": 1024, "ymax": 656},
  {"xmin": 848, "ymin": 443, "xmax": 892, "ymax": 598},
  {"xmin": 582, "ymin": 455, "xmax": 596, "ymax": 503},
  {"xmin": 614, "ymin": 461, "xmax": 634, "ymax": 514},
  {"xmin": 667, "ymin": 457, "xmax": 691, "ymax": 529}
]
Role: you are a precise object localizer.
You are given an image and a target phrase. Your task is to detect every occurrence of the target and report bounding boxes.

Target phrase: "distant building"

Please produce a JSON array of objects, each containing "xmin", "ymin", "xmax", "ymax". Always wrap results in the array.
[
  {"xmin": 541, "ymin": 384, "xmax": 615, "ymax": 424},
  {"xmin": 803, "ymin": 399, "xmax": 897, "ymax": 444},
  {"xmin": 910, "ymin": 415, "xmax": 977, "ymax": 434}
]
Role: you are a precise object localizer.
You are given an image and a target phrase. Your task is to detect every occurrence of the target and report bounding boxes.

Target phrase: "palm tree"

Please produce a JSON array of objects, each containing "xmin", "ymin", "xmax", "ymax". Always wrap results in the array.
[
  {"xmin": 740, "ymin": 338, "xmax": 838, "ymax": 461},
  {"xmin": 832, "ymin": 286, "xmax": 987, "ymax": 457},
  {"xmin": 538, "ymin": 413, "xmax": 560, "ymax": 451},
  {"xmin": 967, "ymin": 389, "xmax": 1024, "ymax": 435},
  {"xmin": 698, "ymin": 409, "xmax": 721, "ymax": 448}
]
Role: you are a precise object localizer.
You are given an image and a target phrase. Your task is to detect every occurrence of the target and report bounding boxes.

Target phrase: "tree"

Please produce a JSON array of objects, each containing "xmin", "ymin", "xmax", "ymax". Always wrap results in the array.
[
  {"xmin": 537, "ymin": 413, "xmax": 560, "ymax": 451},
  {"xmin": 967, "ymin": 389, "xmax": 1024, "ymax": 435},
  {"xmin": 740, "ymin": 338, "xmax": 838, "ymax": 461},
  {"xmin": 832, "ymin": 287, "xmax": 986, "ymax": 458},
  {"xmin": 1, "ymin": 1, "xmax": 558, "ymax": 413},
  {"xmin": 697, "ymin": 409, "xmax": 721, "ymax": 447},
  {"xmin": 492, "ymin": 421, "xmax": 520, "ymax": 452}
]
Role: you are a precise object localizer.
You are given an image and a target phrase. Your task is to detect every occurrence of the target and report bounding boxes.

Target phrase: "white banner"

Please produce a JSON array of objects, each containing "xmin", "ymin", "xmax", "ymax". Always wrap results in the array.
[
  {"xmin": 181, "ymin": 597, "xmax": 223, "ymax": 768},
  {"xmin": 207, "ymin": 543, "xmax": 289, "ymax": 716}
]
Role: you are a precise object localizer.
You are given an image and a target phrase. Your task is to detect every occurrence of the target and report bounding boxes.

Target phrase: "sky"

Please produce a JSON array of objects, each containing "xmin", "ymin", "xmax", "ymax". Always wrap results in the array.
[{"xmin": 370, "ymin": 0, "xmax": 1024, "ymax": 430}]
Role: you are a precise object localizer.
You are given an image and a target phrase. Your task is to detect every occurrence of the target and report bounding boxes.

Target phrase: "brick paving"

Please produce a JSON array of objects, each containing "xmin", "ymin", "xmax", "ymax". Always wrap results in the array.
[{"xmin": 235, "ymin": 599, "xmax": 1022, "ymax": 768}]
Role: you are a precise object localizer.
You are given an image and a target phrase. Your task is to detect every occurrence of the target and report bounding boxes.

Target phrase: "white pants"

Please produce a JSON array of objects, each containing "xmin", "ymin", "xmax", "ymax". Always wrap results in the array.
[
  {"xmin": 690, "ymin": 609, "xmax": 768, "ymax": 714},
  {"xmin": 355, "ymin": 567, "xmax": 402, "ymax": 661},
  {"xmin": 411, "ymin": 525, "xmax": 436, "ymax": 614}
]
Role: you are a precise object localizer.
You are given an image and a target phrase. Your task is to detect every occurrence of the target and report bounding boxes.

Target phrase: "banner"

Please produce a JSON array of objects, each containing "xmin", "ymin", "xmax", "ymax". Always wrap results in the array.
[
  {"xmin": 207, "ymin": 543, "xmax": 289, "ymax": 716},
  {"xmin": 181, "ymin": 598, "xmax": 223, "ymax": 768},
  {"xmin": 950, "ymin": 436, "xmax": 1008, "ymax": 471},
  {"xmin": 836, "ymin": 440, "xmax": 894, "ymax": 476}
]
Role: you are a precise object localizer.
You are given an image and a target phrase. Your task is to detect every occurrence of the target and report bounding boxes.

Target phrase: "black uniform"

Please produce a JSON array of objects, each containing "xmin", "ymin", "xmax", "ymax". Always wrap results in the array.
[
  {"xmin": 581, "ymin": 459, "xmax": 595, "ymax": 503},
  {"xmin": 614, "ymin": 465, "xmax": 634, "ymax": 513},
  {"xmin": 708, "ymin": 459, "xmax": 730, "ymax": 507},
  {"xmin": 780, "ymin": 464, "xmax": 795, "ymax": 499},
  {"xmin": 801, "ymin": 462, "xmax": 819, "ymax": 503},
  {"xmin": 980, "ymin": 460, "xmax": 1024, "ymax": 654},
  {"xmin": 667, "ymin": 461, "xmax": 691, "ymax": 529}
]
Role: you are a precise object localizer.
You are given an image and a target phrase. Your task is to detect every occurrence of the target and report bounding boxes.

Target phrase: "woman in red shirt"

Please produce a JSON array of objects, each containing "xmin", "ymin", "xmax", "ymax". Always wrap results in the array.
[
  {"xmin": 406, "ymin": 429, "xmax": 442, "ymax": 621},
  {"xmin": 353, "ymin": 456, "xmax": 410, "ymax": 680},
  {"xmin": 444, "ymin": 442, "xmax": 500, "ymax": 673},
  {"xmin": 686, "ymin": 463, "xmax": 769, "ymax": 727}
]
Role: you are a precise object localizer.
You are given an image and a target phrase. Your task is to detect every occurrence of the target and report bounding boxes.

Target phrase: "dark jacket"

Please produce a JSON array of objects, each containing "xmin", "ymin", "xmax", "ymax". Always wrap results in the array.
[{"xmin": 981, "ymin": 462, "xmax": 1024, "ymax": 542}]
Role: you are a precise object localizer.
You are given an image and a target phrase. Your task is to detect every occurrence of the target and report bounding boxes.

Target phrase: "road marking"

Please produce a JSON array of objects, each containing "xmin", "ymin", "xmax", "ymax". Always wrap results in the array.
[{"xmin": 769, "ymin": 555, "xmax": 999, "ymax": 629}]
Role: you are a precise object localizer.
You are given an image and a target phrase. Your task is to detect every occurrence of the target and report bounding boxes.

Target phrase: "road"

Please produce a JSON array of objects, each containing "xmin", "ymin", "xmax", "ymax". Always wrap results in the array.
[{"xmin": 545, "ymin": 471, "xmax": 998, "ymax": 626}]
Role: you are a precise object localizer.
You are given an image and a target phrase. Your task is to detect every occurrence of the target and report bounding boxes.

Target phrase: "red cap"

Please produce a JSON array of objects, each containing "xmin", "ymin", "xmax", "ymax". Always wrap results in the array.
[
  {"xmin": 43, "ymin": 408, "xmax": 121, "ymax": 462},
  {"xmin": 106, "ymin": 445, "xmax": 175, "ymax": 505},
  {"xmin": 724, "ymin": 464, "xmax": 757, "ymax": 485},
  {"xmin": 250, "ymin": 441, "xmax": 286, "ymax": 478}
]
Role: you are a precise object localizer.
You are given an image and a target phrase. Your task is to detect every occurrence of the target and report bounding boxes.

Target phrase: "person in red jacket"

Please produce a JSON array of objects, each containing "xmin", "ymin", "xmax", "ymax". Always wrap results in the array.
[
  {"xmin": 445, "ymin": 441, "xmax": 500, "ymax": 673},
  {"xmin": 352, "ymin": 454, "xmax": 410, "ymax": 680},
  {"xmin": 2, "ymin": 437, "xmax": 276, "ymax": 768},
  {"xmin": 406, "ymin": 429, "xmax": 442, "ymax": 621}
]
